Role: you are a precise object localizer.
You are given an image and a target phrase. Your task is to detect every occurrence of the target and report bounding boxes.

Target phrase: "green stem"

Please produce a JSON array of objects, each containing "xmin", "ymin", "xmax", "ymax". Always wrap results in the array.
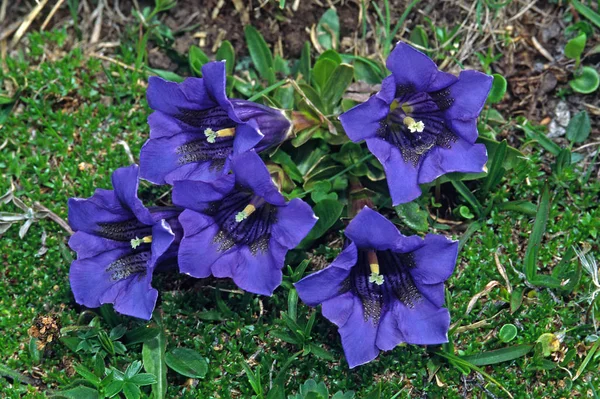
[
  {"xmin": 297, "ymin": 153, "xmax": 374, "ymax": 197},
  {"xmin": 248, "ymin": 79, "xmax": 288, "ymax": 102}
]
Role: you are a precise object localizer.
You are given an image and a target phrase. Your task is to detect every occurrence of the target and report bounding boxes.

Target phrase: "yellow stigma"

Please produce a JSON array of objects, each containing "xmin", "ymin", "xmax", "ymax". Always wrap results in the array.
[
  {"xmin": 367, "ymin": 251, "xmax": 379, "ymax": 274},
  {"xmin": 205, "ymin": 127, "xmax": 236, "ymax": 143},
  {"xmin": 131, "ymin": 235, "xmax": 152, "ymax": 249},
  {"xmin": 389, "ymin": 100, "xmax": 400, "ymax": 112},
  {"xmin": 235, "ymin": 204, "xmax": 256, "ymax": 222},
  {"xmin": 367, "ymin": 251, "xmax": 384, "ymax": 285},
  {"xmin": 403, "ymin": 117, "xmax": 425, "ymax": 133}
]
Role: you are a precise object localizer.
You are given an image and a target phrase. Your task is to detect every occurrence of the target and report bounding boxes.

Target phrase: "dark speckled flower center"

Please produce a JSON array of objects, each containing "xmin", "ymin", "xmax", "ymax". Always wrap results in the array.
[
  {"xmin": 205, "ymin": 187, "xmax": 277, "ymax": 255},
  {"xmin": 379, "ymin": 85, "xmax": 457, "ymax": 166},
  {"xmin": 97, "ymin": 219, "xmax": 153, "ymax": 242},
  {"xmin": 106, "ymin": 250, "xmax": 150, "ymax": 281},
  {"xmin": 175, "ymin": 106, "xmax": 237, "ymax": 169},
  {"xmin": 341, "ymin": 249, "xmax": 421, "ymax": 324}
]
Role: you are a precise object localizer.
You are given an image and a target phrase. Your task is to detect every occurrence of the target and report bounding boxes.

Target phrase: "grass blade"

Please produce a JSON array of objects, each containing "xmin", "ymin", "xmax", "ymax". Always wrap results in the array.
[
  {"xmin": 573, "ymin": 338, "xmax": 600, "ymax": 381},
  {"xmin": 451, "ymin": 179, "xmax": 483, "ymax": 217},
  {"xmin": 460, "ymin": 344, "xmax": 533, "ymax": 366},
  {"xmin": 142, "ymin": 315, "xmax": 167, "ymax": 399}
]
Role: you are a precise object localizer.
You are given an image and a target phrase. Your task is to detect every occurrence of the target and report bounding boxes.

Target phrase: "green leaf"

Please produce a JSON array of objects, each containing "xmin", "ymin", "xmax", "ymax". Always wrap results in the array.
[
  {"xmin": 351, "ymin": 56, "xmax": 384, "ymax": 84},
  {"xmin": 307, "ymin": 343, "xmax": 334, "ymax": 361},
  {"xmin": 571, "ymin": 0, "xmax": 600, "ymax": 30},
  {"xmin": 270, "ymin": 150, "xmax": 303, "ymax": 183},
  {"xmin": 574, "ymin": 338, "xmax": 600, "ymax": 381},
  {"xmin": 499, "ymin": 324, "xmax": 518, "ymax": 343},
  {"xmin": 215, "ymin": 40, "xmax": 235, "ymax": 75},
  {"xmin": 122, "ymin": 382, "xmax": 141, "ymax": 399},
  {"xmin": 496, "ymin": 200, "xmax": 537, "ymax": 216},
  {"xmin": 458, "ymin": 205, "xmax": 475, "ymax": 219},
  {"xmin": 570, "ymin": 66, "xmax": 600, "ymax": 94},
  {"xmin": 244, "ymin": 25, "xmax": 274, "ymax": 83},
  {"xmin": 481, "ymin": 139, "xmax": 506, "ymax": 195},
  {"xmin": 97, "ymin": 330, "xmax": 115, "ymax": 356},
  {"xmin": 124, "ymin": 361, "xmax": 143, "ymax": 380},
  {"xmin": 316, "ymin": 9, "xmax": 339, "ymax": 50},
  {"xmin": 322, "ymin": 63, "xmax": 354, "ymax": 112},
  {"xmin": 313, "ymin": 58, "xmax": 339, "ymax": 93},
  {"xmin": 565, "ymin": 33, "xmax": 587, "ymax": 60},
  {"xmin": 524, "ymin": 185, "xmax": 561, "ymax": 288},
  {"xmin": 145, "ymin": 67, "xmax": 184, "ymax": 83},
  {"xmin": 298, "ymin": 199, "xmax": 343, "ymax": 249},
  {"xmin": 165, "ymin": 348, "xmax": 208, "ymax": 379},
  {"xmin": 451, "ymin": 180, "xmax": 483, "ymax": 217},
  {"xmin": 566, "ymin": 110, "xmax": 591, "ymax": 143},
  {"xmin": 129, "ymin": 373, "xmax": 157, "ymax": 386},
  {"xmin": 73, "ymin": 363, "xmax": 101, "ymax": 388},
  {"xmin": 188, "ymin": 45, "xmax": 210, "ymax": 77},
  {"xmin": 524, "ymin": 186, "xmax": 549, "ymax": 283},
  {"xmin": 298, "ymin": 41, "xmax": 312, "ymax": 83},
  {"xmin": 461, "ymin": 344, "xmax": 533, "ymax": 366},
  {"xmin": 487, "ymin": 74, "xmax": 507, "ymax": 104},
  {"xmin": 409, "ymin": 26, "xmax": 428, "ymax": 49},
  {"xmin": 479, "ymin": 136, "xmax": 525, "ymax": 170},
  {"xmin": 124, "ymin": 326, "xmax": 160, "ymax": 346},
  {"xmin": 510, "ymin": 287, "xmax": 524, "ymax": 313},
  {"xmin": 142, "ymin": 317, "xmax": 167, "ymax": 399},
  {"xmin": 48, "ymin": 385, "xmax": 100, "ymax": 399},
  {"xmin": 0, "ymin": 363, "xmax": 37, "ymax": 386},
  {"xmin": 394, "ymin": 201, "xmax": 429, "ymax": 232}
]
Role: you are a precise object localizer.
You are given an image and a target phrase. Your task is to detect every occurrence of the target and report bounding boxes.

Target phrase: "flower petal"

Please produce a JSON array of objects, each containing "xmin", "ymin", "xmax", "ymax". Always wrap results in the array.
[
  {"xmin": 417, "ymin": 140, "xmax": 487, "ymax": 185},
  {"xmin": 227, "ymin": 240, "xmax": 287, "ymax": 295},
  {"xmin": 410, "ymin": 234, "xmax": 458, "ymax": 285},
  {"xmin": 231, "ymin": 151, "xmax": 285, "ymax": 206},
  {"xmin": 375, "ymin": 304, "xmax": 405, "ymax": 351},
  {"xmin": 172, "ymin": 175, "xmax": 236, "ymax": 212},
  {"xmin": 386, "ymin": 42, "xmax": 457, "ymax": 93},
  {"xmin": 150, "ymin": 220, "xmax": 175, "ymax": 264},
  {"xmin": 112, "ymin": 165, "xmax": 154, "ymax": 225},
  {"xmin": 68, "ymin": 190, "xmax": 131, "ymax": 234},
  {"xmin": 70, "ymin": 247, "xmax": 157, "ymax": 319},
  {"xmin": 395, "ymin": 299, "xmax": 450, "ymax": 345},
  {"xmin": 366, "ymin": 138, "xmax": 422, "ymax": 206},
  {"xmin": 177, "ymin": 210, "xmax": 223, "ymax": 278},
  {"xmin": 339, "ymin": 96, "xmax": 388, "ymax": 142},
  {"xmin": 270, "ymin": 198, "xmax": 317, "ymax": 249},
  {"xmin": 338, "ymin": 296, "xmax": 380, "ymax": 368},
  {"xmin": 201, "ymin": 61, "xmax": 241, "ymax": 123},
  {"xmin": 147, "ymin": 76, "xmax": 215, "ymax": 115},
  {"xmin": 445, "ymin": 70, "xmax": 493, "ymax": 120},
  {"xmin": 321, "ymin": 291, "xmax": 355, "ymax": 327},
  {"xmin": 140, "ymin": 132, "xmax": 229, "ymax": 185},
  {"xmin": 68, "ymin": 231, "xmax": 128, "ymax": 260},
  {"xmin": 345, "ymin": 207, "xmax": 422, "ymax": 252},
  {"xmin": 111, "ymin": 275, "xmax": 158, "ymax": 320},
  {"xmin": 233, "ymin": 120, "xmax": 264, "ymax": 154},
  {"xmin": 295, "ymin": 244, "xmax": 357, "ymax": 306}
]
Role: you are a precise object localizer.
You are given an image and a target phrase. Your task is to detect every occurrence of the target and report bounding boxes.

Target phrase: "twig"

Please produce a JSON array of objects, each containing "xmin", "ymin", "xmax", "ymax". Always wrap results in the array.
[
  {"xmin": 10, "ymin": 0, "xmax": 50, "ymax": 47},
  {"xmin": 90, "ymin": 1, "xmax": 104, "ymax": 44},
  {"xmin": 33, "ymin": 202, "xmax": 73, "ymax": 235},
  {"xmin": 508, "ymin": 0, "xmax": 538, "ymax": 22},
  {"xmin": 531, "ymin": 36, "xmax": 554, "ymax": 63},
  {"xmin": 41, "ymin": 0, "xmax": 68, "ymax": 31}
]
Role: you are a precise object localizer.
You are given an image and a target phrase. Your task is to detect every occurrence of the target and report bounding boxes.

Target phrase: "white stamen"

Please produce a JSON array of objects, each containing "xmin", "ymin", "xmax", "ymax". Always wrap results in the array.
[
  {"xmin": 408, "ymin": 120, "xmax": 425, "ymax": 133},
  {"xmin": 369, "ymin": 272, "xmax": 385, "ymax": 285},
  {"xmin": 204, "ymin": 128, "xmax": 217, "ymax": 143}
]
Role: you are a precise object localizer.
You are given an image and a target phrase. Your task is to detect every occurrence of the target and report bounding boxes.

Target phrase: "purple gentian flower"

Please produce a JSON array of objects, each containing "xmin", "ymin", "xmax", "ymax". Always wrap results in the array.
[
  {"xmin": 140, "ymin": 61, "xmax": 292, "ymax": 185},
  {"xmin": 172, "ymin": 150, "xmax": 317, "ymax": 295},
  {"xmin": 68, "ymin": 165, "xmax": 181, "ymax": 320},
  {"xmin": 339, "ymin": 42, "xmax": 492, "ymax": 205},
  {"xmin": 295, "ymin": 207, "xmax": 457, "ymax": 368}
]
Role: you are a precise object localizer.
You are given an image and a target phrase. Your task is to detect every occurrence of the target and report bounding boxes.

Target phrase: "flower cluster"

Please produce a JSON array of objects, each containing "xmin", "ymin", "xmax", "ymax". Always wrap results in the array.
[
  {"xmin": 68, "ymin": 42, "xmax": 491, "ymax": 368},
  {"xmin": 68, "ymin": 61, "xmax": 316, "ymax": 319}
]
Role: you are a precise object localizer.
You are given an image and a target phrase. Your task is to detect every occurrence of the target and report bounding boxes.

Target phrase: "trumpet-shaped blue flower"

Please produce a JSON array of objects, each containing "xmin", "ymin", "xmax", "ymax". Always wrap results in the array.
[
  {"xmin": 340, "ymin": 42, "xmax": 492, "ymax": 205},
  {"xmin": 68, "ymin": 165, "xmax": 181, "ymax": 320},
  {"xmin": 140, "ymin": 61, "xmax": 292, "ymax": 185},
  {"xmin": 173, "ymin": 150, "xmax": 317, "ymax": 295},
  {"xmin": 295, "ymin": 207, "xmax": 457, "ymax": 368}
]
